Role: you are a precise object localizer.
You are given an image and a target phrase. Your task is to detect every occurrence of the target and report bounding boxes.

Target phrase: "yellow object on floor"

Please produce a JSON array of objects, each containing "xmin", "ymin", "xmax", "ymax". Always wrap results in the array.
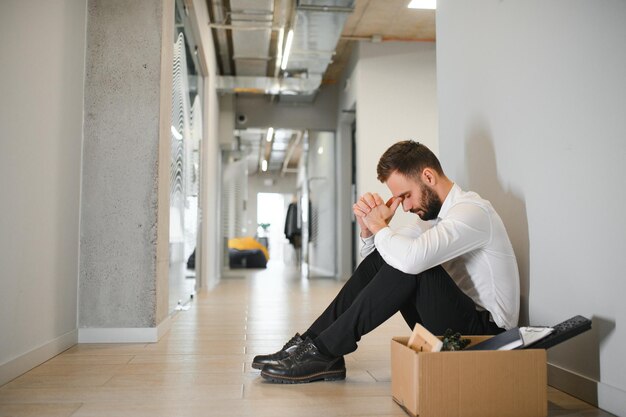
[{"xmin": 228, "ymin": 236, "xmax": 269, "ymax": 260}]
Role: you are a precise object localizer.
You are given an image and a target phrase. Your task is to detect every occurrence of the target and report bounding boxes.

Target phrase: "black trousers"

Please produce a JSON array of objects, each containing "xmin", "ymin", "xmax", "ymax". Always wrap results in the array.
[{"xmin": 306, "ymin": 250, "xmax": 504, "ymax": 357}]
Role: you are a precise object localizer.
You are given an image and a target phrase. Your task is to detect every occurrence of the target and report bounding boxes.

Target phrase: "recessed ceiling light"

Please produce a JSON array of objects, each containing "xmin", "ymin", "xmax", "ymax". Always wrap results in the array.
[
  {"xmin": 408, "ymin": 0, "xmax": 436, "ymax": 10},
  {"xmin": 261, "ymin": 160, "xmax": 268, "ymax": 172}
]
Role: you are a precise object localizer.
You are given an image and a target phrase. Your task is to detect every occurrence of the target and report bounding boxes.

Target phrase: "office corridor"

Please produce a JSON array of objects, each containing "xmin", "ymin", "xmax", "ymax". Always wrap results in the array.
[{"xmin": 0, "ymin": 262, "xmax": 613, "ymax": 417}]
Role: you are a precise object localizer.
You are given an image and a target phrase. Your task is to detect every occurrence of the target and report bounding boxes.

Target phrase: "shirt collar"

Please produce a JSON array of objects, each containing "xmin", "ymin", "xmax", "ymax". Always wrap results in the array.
[{"xmin": 436, "ymin": 183, "xmax": 460, "ymax": 220}]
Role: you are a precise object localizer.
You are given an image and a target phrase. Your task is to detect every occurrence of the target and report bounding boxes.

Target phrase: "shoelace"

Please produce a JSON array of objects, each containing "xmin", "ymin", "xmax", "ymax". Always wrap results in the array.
[
  {"xmin": 282, "ymin": 334, "xmax": 302, "ymax": 350},
  {"xmin": 292, "ymin": 340, "xmax": 314, "ymax": 360}
]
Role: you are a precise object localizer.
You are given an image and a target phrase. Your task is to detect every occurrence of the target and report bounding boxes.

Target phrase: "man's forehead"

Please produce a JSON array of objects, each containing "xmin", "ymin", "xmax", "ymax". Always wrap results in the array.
[
  {"xmin": 387, "ymin": 182, "xmax": 413, "ymax": 199},
  {"xmin": 392, "ymin": 190, "xmax": 410, "ymax": 199}
]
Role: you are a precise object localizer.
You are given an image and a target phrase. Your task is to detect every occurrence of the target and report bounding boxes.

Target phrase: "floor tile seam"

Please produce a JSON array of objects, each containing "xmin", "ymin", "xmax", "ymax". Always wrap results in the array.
[
  {"xmin": 128, "ymin": 353, "xmax": 243, "ymax": 364},
  {"xmin": 365, "ymin": 370, "xmax": 382, "ymax": 382},
  {"xmin": 0, "ymin": 383, "xmax": 246, "ymax": 394},
  {"xmin": 103, "ymin": 369, "xmax": 247, "ymax": 375},
  {"xmin": 0, "ymin": 401, "xmax": 85, "ymax": 415},
  {"xmin": 0, "ymin": 397, "xmax": 91, "ymax": 405}
]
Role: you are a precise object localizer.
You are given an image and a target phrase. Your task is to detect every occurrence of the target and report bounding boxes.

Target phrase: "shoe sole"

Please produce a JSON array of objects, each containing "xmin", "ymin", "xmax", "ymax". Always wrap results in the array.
[{"xmin": 260, "ymin": 369, "xmax": 346, "ymax": 384}]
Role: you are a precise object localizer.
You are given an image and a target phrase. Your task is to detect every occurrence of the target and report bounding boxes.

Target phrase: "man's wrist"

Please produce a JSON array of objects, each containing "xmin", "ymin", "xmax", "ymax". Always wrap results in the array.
[{"xmin": 368, "ymin": 221, "xmax": 387, "ymax": 235}]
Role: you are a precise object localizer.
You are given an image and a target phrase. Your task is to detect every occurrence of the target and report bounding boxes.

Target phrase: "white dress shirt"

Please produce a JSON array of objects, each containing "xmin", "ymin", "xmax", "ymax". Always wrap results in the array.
[{"xmin": 361, "ymin": 183, "xmax": 520, "ymax": 330}]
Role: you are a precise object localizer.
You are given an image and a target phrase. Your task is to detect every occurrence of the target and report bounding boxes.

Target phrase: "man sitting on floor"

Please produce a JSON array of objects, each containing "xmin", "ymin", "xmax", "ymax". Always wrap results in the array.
[{"xmin": 253, "ymin": 140, "xmax": 520, "ymax": 383}]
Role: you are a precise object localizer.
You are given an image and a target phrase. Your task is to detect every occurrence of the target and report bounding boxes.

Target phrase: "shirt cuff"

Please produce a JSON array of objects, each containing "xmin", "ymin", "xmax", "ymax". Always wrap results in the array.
[{"xmin": 360, "ymin": 234, "xmax": 375, "ymax": 245}]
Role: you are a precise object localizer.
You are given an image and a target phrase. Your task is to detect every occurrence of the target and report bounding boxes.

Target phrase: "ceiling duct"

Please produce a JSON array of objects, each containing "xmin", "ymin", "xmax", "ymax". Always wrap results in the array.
[
  {"xmin": 287, "ymin": 0, "xmax": 354, "ymax": 77},
  {"xmin": 229, "ymin": 0, "xmax": 275, "ymax": 76},
  {"xmin": 208, "ymin": 0, "xmax": 234, "ymax": 75},
  {"xmin": 215, "ymin": 0, "xmax": 354, "ymax": 98}
]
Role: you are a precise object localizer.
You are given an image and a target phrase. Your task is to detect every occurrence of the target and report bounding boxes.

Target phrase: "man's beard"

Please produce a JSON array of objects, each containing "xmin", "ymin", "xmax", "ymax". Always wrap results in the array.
[{"xmin": 411, "ymin": 186, "xmax": 442, "ymax": 221}]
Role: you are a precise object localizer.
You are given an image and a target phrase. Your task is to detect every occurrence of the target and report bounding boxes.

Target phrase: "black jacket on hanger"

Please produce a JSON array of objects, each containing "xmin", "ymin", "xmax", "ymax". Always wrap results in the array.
[{"xmin": 284, "ymin": 202, "xmax": 300, "ymax": 246}]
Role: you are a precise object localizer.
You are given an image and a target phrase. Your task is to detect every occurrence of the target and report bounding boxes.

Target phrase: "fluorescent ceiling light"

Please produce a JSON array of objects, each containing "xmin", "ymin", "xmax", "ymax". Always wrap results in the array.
[
  {"xmin": 281, "ymin": 29, "xmax": 294, "ymax": 71},
  {"xmin": 171, "ymin": 125, "xmax": 182, "ymax": 140},
  {"xmin": 318, "ymin": 146, "xmax": 324, "ymax": 155},
  {"xmin": 266, "ymin": 127, "xmax": 274, "ymax": 142},
  {"xmin": 408, "ymin": 0, "xmax": 436, "ymax": 9},
  {"xmin": 261, "ymin": 160, "xmax": 268, "ymax": 172}
]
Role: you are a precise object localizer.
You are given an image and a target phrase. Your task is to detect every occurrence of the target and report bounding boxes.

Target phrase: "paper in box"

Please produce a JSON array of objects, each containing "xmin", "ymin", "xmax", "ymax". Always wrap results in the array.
[{"xmin": 391, "ymin": 336, "xmax": 547, "ymax": 417}]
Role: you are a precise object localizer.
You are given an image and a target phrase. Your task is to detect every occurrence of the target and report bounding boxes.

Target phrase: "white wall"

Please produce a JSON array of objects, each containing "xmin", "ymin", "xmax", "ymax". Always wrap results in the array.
[
  {"xmin": 437, "ymin": 1, "xmax": 626, "ymax": 414},
  {"xmin": 355, "ymin": 41, "xmax": 438, "ymax": 239},
  {"xmin": 218, "ymin": 94, "xmax": 235, "ymax": 148},
  {"xmin": 0, "ymin": 0, "xmax": 86, "ymax": 384},
  {"xmin": 235, "ymin": 86, "xmax": 339, "ymax": 131}
]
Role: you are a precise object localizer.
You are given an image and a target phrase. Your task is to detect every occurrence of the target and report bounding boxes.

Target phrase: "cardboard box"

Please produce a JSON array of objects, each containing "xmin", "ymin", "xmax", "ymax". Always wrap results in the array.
[{"xmin": 391, "ymin": 336, "xmax": 547, "ymax": 417}]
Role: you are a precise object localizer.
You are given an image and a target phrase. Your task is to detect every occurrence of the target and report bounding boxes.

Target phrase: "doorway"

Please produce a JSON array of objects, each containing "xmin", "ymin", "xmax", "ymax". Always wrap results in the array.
[{"xmin": 257, "ymin": 192, "xmax": 294, "ymax": 265}]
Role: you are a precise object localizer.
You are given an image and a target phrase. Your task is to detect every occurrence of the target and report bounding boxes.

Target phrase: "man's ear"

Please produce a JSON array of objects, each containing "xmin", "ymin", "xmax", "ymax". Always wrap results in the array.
[{"xmin": 421, "ymin": 168, "xmax": 436, "ymax": 186}]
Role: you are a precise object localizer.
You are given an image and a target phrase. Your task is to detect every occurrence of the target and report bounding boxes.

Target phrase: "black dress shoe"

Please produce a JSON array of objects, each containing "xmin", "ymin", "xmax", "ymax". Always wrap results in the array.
[
  {"xmin": 260, "ymin": 338, "xmax": 346, "ymax": 383},
  {"xmin": 252, "ymin": 333, "xmax": 304, "ymax": 370}
]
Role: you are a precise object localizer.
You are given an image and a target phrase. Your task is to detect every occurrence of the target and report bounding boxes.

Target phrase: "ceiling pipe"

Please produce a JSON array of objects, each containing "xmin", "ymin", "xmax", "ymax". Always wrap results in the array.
[
  {"xmin": 208, "ymin": 23, "xmax": 282, "ymax": 31},
  {"xmin": 296, "ymin": 4, "xmax": 353, "ymax": 13},
  {"xmin": 340, "ymin": 35, "xmax": 436, "ymax": 42}
]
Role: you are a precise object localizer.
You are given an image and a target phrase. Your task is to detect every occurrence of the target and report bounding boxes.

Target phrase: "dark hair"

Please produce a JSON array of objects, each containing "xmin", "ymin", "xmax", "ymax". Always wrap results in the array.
[{"xmin": 377, "ymin": 140, "xmax": 444, "ymax": 183}]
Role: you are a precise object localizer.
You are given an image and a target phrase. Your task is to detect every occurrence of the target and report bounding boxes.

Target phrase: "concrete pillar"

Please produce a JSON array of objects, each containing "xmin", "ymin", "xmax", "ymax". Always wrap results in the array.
[{"xmin": 79, "ymin": 0, "xmax": 174, "ymax": 342}]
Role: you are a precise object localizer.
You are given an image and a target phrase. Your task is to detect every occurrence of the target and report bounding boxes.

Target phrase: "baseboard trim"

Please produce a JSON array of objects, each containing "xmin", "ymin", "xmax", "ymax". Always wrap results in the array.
[
  {"xmin": 548, "ymin": 363, "xmax": 598, "ymax": 405},
  {"xmin": 78, "ymin": 316, "xmax": 172, "ymax": 343},
  {"xmin": 0, "ymin": 329, "xmax": 77, "ymax": 386},
  {"xmin": 308, "ymin": 265, "xmax": 336, "ymax": 278},
  {"xmin": 156, "ymin": 315, "xmax": 172, "ymax": 340},
  {"xmin": 548, "ymin": 363, "xmax": 626, "ymax": 417}
]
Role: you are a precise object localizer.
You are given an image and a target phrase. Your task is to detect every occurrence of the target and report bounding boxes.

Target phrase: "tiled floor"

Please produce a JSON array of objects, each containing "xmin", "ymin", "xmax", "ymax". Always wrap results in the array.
[{"xmin": 0, "ymin": 262, "xmax": 615, "ymax": 416}]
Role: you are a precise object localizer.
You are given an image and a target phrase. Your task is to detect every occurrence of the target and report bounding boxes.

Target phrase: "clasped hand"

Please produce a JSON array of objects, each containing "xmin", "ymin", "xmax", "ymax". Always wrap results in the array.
[{"xmin": 352, "ymin": 192, "xmax": 403, "ymax": 237}]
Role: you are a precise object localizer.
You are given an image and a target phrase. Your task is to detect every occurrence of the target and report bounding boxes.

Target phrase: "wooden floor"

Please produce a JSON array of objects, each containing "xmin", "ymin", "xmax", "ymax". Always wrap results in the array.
[{"xmin": 0, "ymin": 262, "xmax": 614, "ymax": 417}]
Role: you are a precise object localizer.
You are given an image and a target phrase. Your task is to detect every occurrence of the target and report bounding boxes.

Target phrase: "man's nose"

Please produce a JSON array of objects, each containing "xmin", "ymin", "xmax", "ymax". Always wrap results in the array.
[{"xmin": 402, "ymin": 200, "xmax": 410, "ymax": 212}]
